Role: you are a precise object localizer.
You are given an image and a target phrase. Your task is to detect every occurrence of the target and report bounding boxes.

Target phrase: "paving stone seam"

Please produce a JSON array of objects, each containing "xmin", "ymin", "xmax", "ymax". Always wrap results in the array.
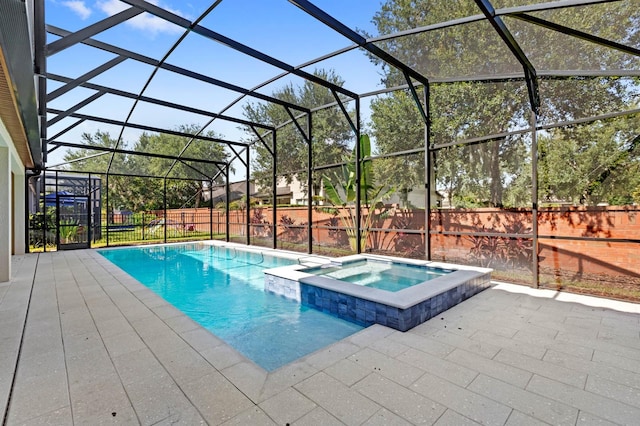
[
  {"xmin": 82, "ymin": 250, "xmax": 257, "ymax": 419},
  {"xmin": 55, "ymin": 253, "xmax": 99, "ymax": 426},
  {"xmin": 60, "ymin": 253, "xmax": 143, "ymax": 425},
  {"xmin": 526, "ymin": 373, "xmax": 640, "ymax": 418},
  {"xmin": 2, "ymin": 254, "xmax": 39, "ymax": 425}
]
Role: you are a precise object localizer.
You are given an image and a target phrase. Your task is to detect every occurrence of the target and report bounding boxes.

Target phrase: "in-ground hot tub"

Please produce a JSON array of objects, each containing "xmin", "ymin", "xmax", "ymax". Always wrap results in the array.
[
  {"xmin": 264, "ymin": 255, "xmax": 492, "ymax": 332},
  {"xmin": 303, "ymin": 258, "xmax": 454, "ymax": 292}
]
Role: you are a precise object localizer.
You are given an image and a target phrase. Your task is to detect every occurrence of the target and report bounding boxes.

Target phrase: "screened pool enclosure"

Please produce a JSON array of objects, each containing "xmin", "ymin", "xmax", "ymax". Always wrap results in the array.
[{"xmin": 29, "ymin": 0, "xmax": 639, "ymax": 300}]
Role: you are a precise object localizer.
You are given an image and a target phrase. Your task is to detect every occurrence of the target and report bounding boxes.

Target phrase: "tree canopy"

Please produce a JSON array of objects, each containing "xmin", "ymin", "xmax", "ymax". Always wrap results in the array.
[
  {"xmin": 63, "ymin": 124, "xmax": 229, "ymax": 211},
  {"xmin": 369, "ymin": 90, "xmax": 425, "ymax": 208},
  {"xmin": 242, "ymin": 69, "xmax": 355, "ymax": 198},
  {"xmin": 367, "ymin": 0, "xmax": 639, "ymax": 208}
]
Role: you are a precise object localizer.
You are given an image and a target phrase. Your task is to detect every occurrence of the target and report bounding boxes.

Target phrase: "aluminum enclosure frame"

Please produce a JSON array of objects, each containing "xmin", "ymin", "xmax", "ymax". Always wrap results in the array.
[{"xmin": 29, "ymin": 0, "xmax": 640, "ymax": 290}]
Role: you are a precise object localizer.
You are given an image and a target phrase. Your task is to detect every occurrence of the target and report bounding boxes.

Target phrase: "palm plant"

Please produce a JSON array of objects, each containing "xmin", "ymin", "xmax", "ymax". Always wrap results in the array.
[
  {"xmin": 59, "ymin": 218, "xmax": 79, "ymax": 244},
  {"xmin": 322, "ymin": 134, "xmax": 394, "ymax": 251}
]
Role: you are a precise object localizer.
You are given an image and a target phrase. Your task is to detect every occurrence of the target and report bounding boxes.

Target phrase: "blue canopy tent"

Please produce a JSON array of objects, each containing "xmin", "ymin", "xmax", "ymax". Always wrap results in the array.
[{"xmin": 44, "ymin": 191, "xmax": 81, "ymax": 207}]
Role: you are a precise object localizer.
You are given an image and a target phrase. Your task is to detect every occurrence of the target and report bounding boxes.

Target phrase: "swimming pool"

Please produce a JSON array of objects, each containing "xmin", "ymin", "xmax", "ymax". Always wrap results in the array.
[{"xmin": 99, "ymin": 244, "xmax": 363, "ymax": 371}]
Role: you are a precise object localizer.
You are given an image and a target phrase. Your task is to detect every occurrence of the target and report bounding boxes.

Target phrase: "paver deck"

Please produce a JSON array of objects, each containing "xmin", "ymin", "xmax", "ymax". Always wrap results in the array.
[{"xmin": 1, "ymin": 249, "xmax": 639, "ymax": 425}]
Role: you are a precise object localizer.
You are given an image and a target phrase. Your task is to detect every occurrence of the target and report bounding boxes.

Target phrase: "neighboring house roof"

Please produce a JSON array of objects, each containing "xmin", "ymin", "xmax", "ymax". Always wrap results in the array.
[
  {"xmin": 252, "ymin": 185, "xmax": 292, "ymax": 199},
  {"xmin": 204, "ymin": 181, "xmax": 255, "ymax": 204}
]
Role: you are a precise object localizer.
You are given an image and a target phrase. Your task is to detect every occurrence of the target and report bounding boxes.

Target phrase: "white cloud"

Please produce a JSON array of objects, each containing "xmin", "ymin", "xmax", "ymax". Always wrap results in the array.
[
  {"xmin": 97, "ymin": 0, "xmax": 186, "ymax": 36},
  {"xmin": 62, "ymin": 1, "xmax": 92, "ymax": 20}
]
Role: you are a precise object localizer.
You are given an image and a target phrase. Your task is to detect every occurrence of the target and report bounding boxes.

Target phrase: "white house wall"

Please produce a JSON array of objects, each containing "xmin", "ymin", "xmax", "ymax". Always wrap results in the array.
[{"xmin": 0, "ymin": 116, "xmax": 27, "ymax": 282}]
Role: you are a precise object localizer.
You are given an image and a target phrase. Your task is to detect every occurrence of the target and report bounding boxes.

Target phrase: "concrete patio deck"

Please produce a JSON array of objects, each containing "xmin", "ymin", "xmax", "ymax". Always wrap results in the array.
[{"xmin": 1, "ymin": 249, "xmax": 639, "ymax": 425}]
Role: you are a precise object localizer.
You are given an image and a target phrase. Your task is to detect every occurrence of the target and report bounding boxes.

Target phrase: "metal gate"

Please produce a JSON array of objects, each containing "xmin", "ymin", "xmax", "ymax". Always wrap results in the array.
[{"xmin": 57, "ymin": 193, "xmax": 90, "ymax": 250}]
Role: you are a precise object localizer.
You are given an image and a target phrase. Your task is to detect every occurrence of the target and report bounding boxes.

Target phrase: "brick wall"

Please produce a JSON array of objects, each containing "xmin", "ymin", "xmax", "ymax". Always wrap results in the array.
[{"xmin": 432, "ymin": 206, "xmax": 640, "ymax": 278}]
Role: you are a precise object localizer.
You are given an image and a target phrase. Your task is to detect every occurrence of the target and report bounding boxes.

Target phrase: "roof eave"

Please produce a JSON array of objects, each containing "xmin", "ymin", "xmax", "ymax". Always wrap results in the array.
[{"xmin": 0, "ymin": 0, "xmax": 41, "ymax": 169}]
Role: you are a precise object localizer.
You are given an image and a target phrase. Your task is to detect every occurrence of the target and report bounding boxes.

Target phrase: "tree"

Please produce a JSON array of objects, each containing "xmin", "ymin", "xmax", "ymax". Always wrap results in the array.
[
  {"xmin": 243, "ymin": 69, "xmax": 354, "ymax": 201},
  {"xmin": 538, "ymin": 118, "xmax": 640, "ymax": 205},
  {"xmin": 367, "ymin": 13, "xmax": 533, "ymax": 207},
  {"xmin": 370, "ymin": 90, "xmax": 424, "ymax": 208},
  {"xmin": 134, "ymin": 124, "xmax": 229, "ymax": 208},
  {"xmin": 367, "ymin": 1, "xmax": 639, "ymax": 207},
  {"xmin": 64, "ymin": 125, "xmax": 229, "ymax": 211},
  {"xmin": 62, "ymin": 130, "xmax": 116, "ymax": 173},
  {"xmin": 62, "ymin": 131, "xmax": 139, "ymax": 212}
]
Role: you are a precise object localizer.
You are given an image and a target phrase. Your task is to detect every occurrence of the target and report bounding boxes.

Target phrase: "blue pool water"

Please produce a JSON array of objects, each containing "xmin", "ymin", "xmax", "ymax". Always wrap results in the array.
[
  {"xmin": 306, "ymin": 259, "xmax": 451, "ymax": 292},
  {"xmin": 99, "ymin": 244, "xmax": 363, "ymax": 371}
]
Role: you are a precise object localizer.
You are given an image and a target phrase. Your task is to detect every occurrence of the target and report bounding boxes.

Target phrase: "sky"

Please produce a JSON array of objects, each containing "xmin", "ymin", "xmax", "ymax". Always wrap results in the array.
[{"xmin": 44, "ymin": 0, "xmax": 387, "ymax": 174}]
